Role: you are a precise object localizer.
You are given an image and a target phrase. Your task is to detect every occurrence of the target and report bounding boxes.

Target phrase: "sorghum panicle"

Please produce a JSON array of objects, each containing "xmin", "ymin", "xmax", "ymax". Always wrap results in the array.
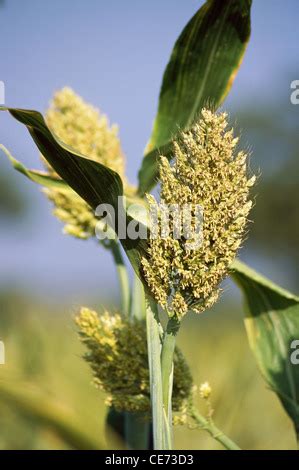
[
  {"xmin": 142, "ymin": 109, "xmax": 255, "ymax": 318},
  {"xmin": 75, "ymin": 308, "xmax": 193, "ymax": 414},
  {"xmin": 42, "ymin": 87, "xmax": 132, "ymax": 239}
]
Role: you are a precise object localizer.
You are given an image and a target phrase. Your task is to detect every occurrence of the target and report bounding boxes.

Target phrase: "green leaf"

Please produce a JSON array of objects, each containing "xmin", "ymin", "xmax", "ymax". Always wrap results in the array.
[
  {"xmin": 138, "ymin": 0, "xmax": 252, "ymax": 194},
  {"xmin": 231, "ymin": 259, "xmax": 299, "ymax": 435},
  {"xmin": 0, "ymin": 144, "xmax": 69, "ymax": 190},
  {"xmin": 0, "ymin": 107, "xmax": 148, "ymax": 277},
  {"xmin": 2, "ymin": 108, "xmax": 123, "ymax": 209}
]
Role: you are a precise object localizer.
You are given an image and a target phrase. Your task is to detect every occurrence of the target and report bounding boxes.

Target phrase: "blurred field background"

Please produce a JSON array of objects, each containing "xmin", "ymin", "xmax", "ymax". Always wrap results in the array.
[{"xmin": 1, "ymin": 0, "xmax": 299, "ymax": 449}]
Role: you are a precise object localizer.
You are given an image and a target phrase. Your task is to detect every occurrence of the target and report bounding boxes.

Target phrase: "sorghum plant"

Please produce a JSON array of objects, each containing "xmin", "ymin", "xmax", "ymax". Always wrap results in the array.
[{"xmin": 1, "ymin": 0, "xmax": 299, "ymax": 450}]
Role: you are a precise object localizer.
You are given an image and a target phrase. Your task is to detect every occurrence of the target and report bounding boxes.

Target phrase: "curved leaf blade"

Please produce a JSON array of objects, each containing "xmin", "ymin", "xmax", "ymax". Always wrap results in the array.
[
  {"xmin": 6, "ymin": 108, "xmax": 123, "ymax": 211},
  {"xmin": 0, "ymin": 144, "xmax": 69, "ymax": 190},
  {"xmin": 138, "ymin": 0, "xmax": 252, "ymax": 194},
  {"xmin": 0, "ymin": 107, "xmax": 148, "ymax": 277},
  {"xmin": 231, "ymin": 259, "xmax": 299, "ymax": 436}
]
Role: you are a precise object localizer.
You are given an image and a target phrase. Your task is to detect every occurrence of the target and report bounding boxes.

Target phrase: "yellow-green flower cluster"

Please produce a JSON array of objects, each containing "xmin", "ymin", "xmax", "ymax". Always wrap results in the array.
[
  {"xmin": 42, "ymin": 87, "xmax": 129, "ymax": 240},
  {"xmin": 199, "ymin": 381, "xmax": 212, "ymax": 400},
  {"xmin": 75, "ymin": 308, "xmax": 193, "ymax": 413},
  {"xmin": 142, "ymin": 109, "xmax": 255, "ymax": 318},
  {"xmin": 43, "ymin": 188, "xmax": 97, "ymax": 239},
  {"xmin": 46, "ymin": 87, "xmax": 125, "ymax": 177}
]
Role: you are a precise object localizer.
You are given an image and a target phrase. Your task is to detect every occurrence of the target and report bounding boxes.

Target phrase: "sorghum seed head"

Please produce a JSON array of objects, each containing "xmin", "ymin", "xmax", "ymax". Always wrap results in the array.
[
  {"xmin": 45, "ymin": 87, "xmax": 125, "ymax": 177},
  {"xmin": 43, "ymin": 188, "xmax": 97, "ymax": 240},
  {"xmin": 141, "ymin": 109, "xmax": 255, "ymax": 318},
  {"xmin": 41, "ymin": 87, "xmax": 134, "ymax": 240},
  {"xmin": 75, "ymin": 307, "xmax": 193, "ymax": 414}
]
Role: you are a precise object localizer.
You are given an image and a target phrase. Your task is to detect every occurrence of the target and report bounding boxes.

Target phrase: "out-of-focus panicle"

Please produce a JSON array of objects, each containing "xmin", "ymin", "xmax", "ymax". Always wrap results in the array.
[
  {"xmin": 45, "ymin": 87, "xmax": 125, "ymax": 177},
  {"xmin": 41, "ymin": 87, "xmax": 134, "ymax": 240},
  {"xmin": 43, "ymin": 188, "xmax": 97, "ymax": 239},
  {"xmin": 75, "ymin": 308, "xmax": 193, "ymax": 414}
]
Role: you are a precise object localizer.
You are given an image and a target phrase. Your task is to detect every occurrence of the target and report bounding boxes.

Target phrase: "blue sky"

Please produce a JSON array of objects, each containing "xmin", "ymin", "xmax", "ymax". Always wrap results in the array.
[{"xmin": 0, "ymin": 0, "xmax": 298, "ymax": 302}]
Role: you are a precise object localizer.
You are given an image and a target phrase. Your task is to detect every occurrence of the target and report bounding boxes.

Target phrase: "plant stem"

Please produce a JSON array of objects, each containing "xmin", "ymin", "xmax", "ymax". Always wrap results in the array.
[
  {"xmin": 146, "ymin": 297, "xmax": 164, "ymax": 449},
  {"xmin": 161, "ymin": 316, "xmax": 180, "ymax": 449},
  {"xmin": 189, "ymin": 405, "xmax": 241, "ymax": 450},
  {"xmin": 111, "ymin": 241, "xmax": 130, "ymax": 316},
  {"xmin": 130, "ymin": 273, "xmax": 146, "ymax": 321},
  {"xmin": 111, "ymin": 241, "xmax": 141, "ymax": 449}
]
